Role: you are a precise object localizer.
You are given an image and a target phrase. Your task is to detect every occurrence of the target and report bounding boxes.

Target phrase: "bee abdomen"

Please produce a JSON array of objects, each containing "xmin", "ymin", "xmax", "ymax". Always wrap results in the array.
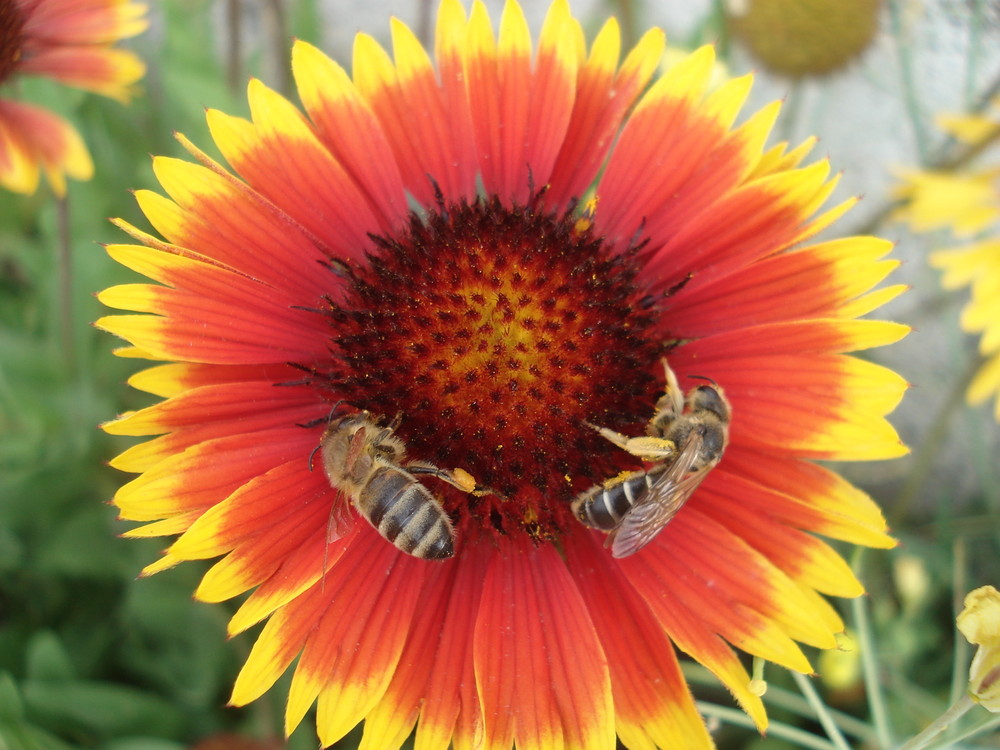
[
  {"xmin": 362, "ymin": 468, "xmax": 455, "ymax": 559},
  {"xmin": 572, "ymin": 468, "xmax": 663, "ymax": 531}
]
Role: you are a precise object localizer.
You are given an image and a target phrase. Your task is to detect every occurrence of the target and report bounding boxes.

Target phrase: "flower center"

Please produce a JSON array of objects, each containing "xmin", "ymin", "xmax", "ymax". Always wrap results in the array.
[
  {"xmin": 320, "ymin": 196, "xmax": 664, "ymax": 541},
  {"xmin": 0, "ymin": 0, "xmax": 26, "ymax": 86}
]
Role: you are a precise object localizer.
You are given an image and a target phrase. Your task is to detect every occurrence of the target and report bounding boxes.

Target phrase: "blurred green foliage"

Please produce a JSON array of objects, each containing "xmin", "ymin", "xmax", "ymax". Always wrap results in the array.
[{"xmin": 0, "ymin": 0, "xmax": 998, "ymax": 749}]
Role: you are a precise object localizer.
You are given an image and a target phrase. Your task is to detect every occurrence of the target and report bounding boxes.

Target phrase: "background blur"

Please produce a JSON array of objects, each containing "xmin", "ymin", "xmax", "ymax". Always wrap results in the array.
[{"xmin": 1, "ymin": 1, "xmax": 998, "ymax": 748}]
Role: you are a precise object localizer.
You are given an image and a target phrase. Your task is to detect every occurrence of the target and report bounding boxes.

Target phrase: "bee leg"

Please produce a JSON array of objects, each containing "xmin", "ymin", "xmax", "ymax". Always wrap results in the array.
[
  {"xmin": 660, "ymin": 358, "xmax": 684, "ymax": 415},
  {"xmin": 583, "ymin": 421, "xmax": 632, "ymax": 451},
  {"xmin": 407, "ymin": 462, "xmax": 501, "ymax": 497},
  {"xmin": 585, "ymin": 422, "xmax": 675, "ymax": 460}
]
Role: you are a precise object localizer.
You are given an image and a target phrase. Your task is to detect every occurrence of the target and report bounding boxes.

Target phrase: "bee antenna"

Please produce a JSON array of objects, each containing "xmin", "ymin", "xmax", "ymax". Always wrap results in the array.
[
  {"xmin": 308, "ymin": 443, "xmax": 321, "ymax": 472},
  {"xmin": 688, "ymin": 374, "xmax": 718, "ymax": 387}
]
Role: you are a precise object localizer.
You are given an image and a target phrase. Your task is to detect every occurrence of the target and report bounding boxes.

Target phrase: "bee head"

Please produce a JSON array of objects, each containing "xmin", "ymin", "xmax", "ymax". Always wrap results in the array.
[{"xmin": 688, "ymin": 381, "xmax": 730, "ymax": 424}]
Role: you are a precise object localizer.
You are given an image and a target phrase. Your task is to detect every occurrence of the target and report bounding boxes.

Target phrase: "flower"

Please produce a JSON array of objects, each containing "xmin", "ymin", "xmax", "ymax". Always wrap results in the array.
[
  {"xmin": 0, "ymin": 0, "xmax": 147, "ymax": 195},
  {"xmin": 725, "ymin": 0, "xmax": 883, "ymax": 77},
  {"xmin": 98, "ymin": 1, "xmax": 908, "ymax": 747},
  {"xmin": 957, "ymin": 585, "xmax": 1000, "ymax": 711},
  {"xmin": 894, "ymin": 106, "xmax": 1000, "ymax": 420}
]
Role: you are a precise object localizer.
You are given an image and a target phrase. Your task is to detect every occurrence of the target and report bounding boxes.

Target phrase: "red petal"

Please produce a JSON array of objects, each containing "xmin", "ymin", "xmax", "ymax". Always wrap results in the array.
[
  {"xmin": 474, "ymin": 537, "xmax": 615, "ymax": 750},
  {"xmin": 565, "ymin": 533, "xmax": 714, "ymax": 749}
]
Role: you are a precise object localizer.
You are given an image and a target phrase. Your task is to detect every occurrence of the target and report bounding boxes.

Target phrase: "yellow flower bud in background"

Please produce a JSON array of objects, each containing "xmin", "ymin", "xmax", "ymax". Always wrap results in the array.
[
  {"xmin": 819, "ymin": 631, "xmax": 862, "ymax": 695},
  {"xmin": 957, "ymin": 586, "xmax": 1000, "ymax": 712},
  {"xmin": 893, "ymin": 554, "xmax": 932, "ymax": 614}
]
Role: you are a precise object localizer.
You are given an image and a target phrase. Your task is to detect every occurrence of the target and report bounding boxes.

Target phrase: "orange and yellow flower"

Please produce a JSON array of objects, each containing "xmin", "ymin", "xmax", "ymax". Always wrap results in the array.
[
  {"xmin": 99, "ymin": 1, "xmax": 907, "ymax": 747},
  {"xmin": 0, "ymin": 0, "xmax": 147, "ymax": 195}
]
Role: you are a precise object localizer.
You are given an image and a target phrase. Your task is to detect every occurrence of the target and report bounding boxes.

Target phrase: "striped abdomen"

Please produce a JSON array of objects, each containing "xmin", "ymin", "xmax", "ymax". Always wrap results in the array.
[
  {"xmin": 358, "ymin": 466, "xmax": 456, "ymax": 559},
  {"xmin": 572, "ymin": 464, "xmax": 668, "ymax": 531}
]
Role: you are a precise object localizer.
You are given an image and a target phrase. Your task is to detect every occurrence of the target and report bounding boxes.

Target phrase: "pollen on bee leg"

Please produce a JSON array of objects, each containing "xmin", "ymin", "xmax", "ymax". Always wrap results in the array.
[{"xmin": 451, "ymin": 467, "xmax": 478, "ymax": 493}]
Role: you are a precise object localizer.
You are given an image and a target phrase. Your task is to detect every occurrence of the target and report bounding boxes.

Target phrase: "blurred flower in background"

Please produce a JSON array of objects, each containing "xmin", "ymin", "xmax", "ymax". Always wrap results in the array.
[
  {"xmin": 894, "ymin": 103, "xmax": 1000, "ymax": 420},
  {"xmin": 957, "ymin": 584, "xmax": 1000, "ymax": 712},
  {"xmin": 0, "ymin": 0, "xmax": 147, "ymax": 195},
  {"xmin": 725, "ymin": 0, "xmax": 883, "ymax": 77},
  {"xmin": 97, "ymin": 0, "xmax": 909, "ymax": 746}
]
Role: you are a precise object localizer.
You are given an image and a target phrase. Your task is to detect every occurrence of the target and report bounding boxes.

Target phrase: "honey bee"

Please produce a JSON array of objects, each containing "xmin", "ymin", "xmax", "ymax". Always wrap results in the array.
[
  {"xmin": 572, "ymin": 360, "xmax": 731, "ymax": 558},
  {"xmin": 318, "ymin": 410, "xmax": 480, "ymax": 559}
]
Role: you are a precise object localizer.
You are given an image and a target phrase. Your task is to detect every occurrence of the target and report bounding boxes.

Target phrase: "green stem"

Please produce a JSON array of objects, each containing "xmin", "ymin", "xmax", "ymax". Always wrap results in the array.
[
  {"xmin": 888, "ymin": 0, "xmax": 929, "ymax": 163},
  {"xmin": 415, "ymin": 0, "xmax": 434, "ymax": 48},
  {"xmin": 964, "ymin": 0, "xmax": 984, "ymax": 108},
  {"xmin": 681, "ymin": 664, "xmax": 878, "ymax": 742},
  {"xmin": 895, "ymin": 694, "xmax": 976, "ymax": 750},
  {"xmin": 264, "ymin": 0, "xmax": 290, "ymax": 97},
  {"xmin": 612, "ymin": 0, "xmax": 637, "ymax": 51},
  {"xmin": 56, "ymin": 193, "xmax": 76, "ymax": 376},
  {"xmin": 792, "ymin": 671, "xmax": 853, "ymax": 750},
  {"xmin": 762, "ymin": 684, "xmax": 881, "ymax": 743},
  {"xmin": 778, "ymin": 79, "xmax": 803, "ymax": 144},
  {"xmin": 925, "ymin": 712, "xmax": 1000, "ymax": 749},
  {"xmin": 949, "ymin": 537, "xmax": 970, "ymax": 707},
  {"xmin": 226, "ymin": 0, "xmax": 244, "ymax": 94},
  {"xmin": 853, "ymin": 592, "xmax": 895, "ymax": 749},
  {"xmin": 889, "ymin": 355, "xmax": 983, "ymax": 527},
  {"xmin": 694, "ymin": 702, "xmax": 840, "ymax": 750}
]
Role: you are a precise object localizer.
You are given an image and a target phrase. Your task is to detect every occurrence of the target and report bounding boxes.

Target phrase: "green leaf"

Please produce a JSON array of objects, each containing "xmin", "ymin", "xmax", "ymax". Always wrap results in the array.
[
  {"xmin": 100, "ymin": 738, "xmax": 186, "ymax": 750},
  {"xmin": 22, "ymin": 680, "xmax": 187, "ymax": 738},
  {"xmin": 24, "ymin": 632, "xmax": 75, "ymax": 683},
  {"xmin": 0, "ymin": 674, "xmax": 25, "ymax": 722}
]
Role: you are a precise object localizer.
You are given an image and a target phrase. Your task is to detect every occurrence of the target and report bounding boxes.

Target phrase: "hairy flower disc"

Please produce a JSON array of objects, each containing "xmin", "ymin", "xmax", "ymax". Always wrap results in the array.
[
  {"xmin": 99, "ymin": 2, "xmax": 908, "ymax": 748},
  {"xmin": 323, "ymin": 196, "xmax": 662, "ymax": 535}
]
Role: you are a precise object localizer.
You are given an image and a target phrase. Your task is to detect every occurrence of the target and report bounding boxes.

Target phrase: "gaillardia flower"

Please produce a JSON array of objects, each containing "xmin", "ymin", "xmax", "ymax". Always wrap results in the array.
[
  {"xmin": 98, "ymin": 1, "xmax": 908, "ymax": 747},
  {"xmin": 0, "ymin": 0, "xmax": 147, "ymax": 195},
  {"xmin": 725, "ymin": 0, "xmax": 883, "ymax": 78},
  {"xmin": 894, "ymin": 106, "xmax": 1000, "ymax": 420}
]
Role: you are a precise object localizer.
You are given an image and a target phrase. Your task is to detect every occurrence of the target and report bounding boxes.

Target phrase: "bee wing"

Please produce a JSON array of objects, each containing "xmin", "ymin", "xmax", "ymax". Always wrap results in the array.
[
  {"xmin": 326, "ymin": 490, "xmax": 356, "ymax": 543},
  {"xmin": 607, "ymin": 432, "xmax": 707, "ymax": 559},
  {"xmin": 346, "ymin": 424, "xmax": 368, "ymax": 468}
]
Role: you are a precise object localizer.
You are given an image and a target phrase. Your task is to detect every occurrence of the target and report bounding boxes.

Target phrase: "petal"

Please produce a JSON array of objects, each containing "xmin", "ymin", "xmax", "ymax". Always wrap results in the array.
[
  {"xmin": 0, "ymin": 99, "xmax": 92, "ymax": 195},
  {"xmin": 665, "ymin": 237, "xmax": 902, "ymax": 335},
  {"xmin": 287, "ymin": 544, "xmax": 428, "ymax": 745},
  {"xmin": 718, "ymin": 454, "xmax": 895, "ymax": 549},
  {"xmin": 565, "ymin": 533, "xmax": 714, "ymax": 750},
  {"xmin": 124, "ymin": 362, "xmax": 297, "ymax": 398},
  {"xmin": 112, "ymin": 426, "xmax": 311, "ymax": 522},
  {"xmin": 474, "ymin": 537, "xmax": 615, "ymax": 750},
  {"xmin": 19, "ymin": 47, "xmax": 145, "ymax": 101},
  {"xmin": 363, "ymin": 542, "xmax": 492, "ymax": 750},
  {"xmin": 207, "ymin": 82, "xmax": 383, "ymax": 257},
  {"xmin": 291, "ymin": 40, "xmax": 408, "ymax": 228},
  {"xmin": 622, "ymin": 547, "xmax": 767, "ymax": 730},
  {"xmin": 547, "ymin": 22, "xmax": 664, "ymax": 208},
  {"xmin": 668, "ymin": 342, "xmax": 909, "ymax": 461}
]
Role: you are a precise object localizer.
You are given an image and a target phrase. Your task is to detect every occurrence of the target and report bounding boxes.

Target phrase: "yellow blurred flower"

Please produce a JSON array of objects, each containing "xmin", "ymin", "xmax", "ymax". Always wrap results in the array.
[
  {"xmin": 956, "ymin": 585, "xmax": 1000, "ymax": 711},
  {"xmin": 894, "ymin": 104, "xmax": 1000, "ymax": 420}
]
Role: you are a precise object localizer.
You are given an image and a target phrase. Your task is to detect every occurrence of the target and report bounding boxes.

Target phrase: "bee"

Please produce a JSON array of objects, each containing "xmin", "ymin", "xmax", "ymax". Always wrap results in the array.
[
  {"xmin": 318, "ymin": 410, "xmax": 480, "ymax": 559},
  {"xmin": 572, "ymin": 359, "xmax": 731, "ymax": 558}
]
